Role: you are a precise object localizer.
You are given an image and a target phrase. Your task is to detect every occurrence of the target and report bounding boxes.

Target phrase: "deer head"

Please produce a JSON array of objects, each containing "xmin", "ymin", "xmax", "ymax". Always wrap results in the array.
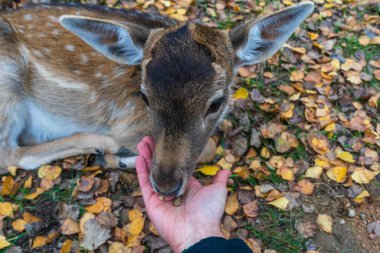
[{"xmin": 60, "ymin": 2, "xmax": 314, "ymax": 196}]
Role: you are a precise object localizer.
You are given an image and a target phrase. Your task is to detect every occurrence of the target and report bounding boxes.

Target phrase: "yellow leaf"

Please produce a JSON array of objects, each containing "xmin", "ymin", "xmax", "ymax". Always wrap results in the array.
[
  {"xmin": 23, "ymin": 212, "xmax": 41, "ymax": 223},
  {"xmin": 260, "ymin": 147, "xmax": 270, "ymax": 159},
  {"xmin": 310, "ymin": 136, "xmax": 329, "ymax": 155},
  {"xmin": 61, "ymin": 218, "xmax": 80, "ymax": 235},
  {"xmin": 225, "ymin": 192, "xmax": 239, "ymax": 215},
  {"xmin": 1, "ymin": 176, "xmax": 16, "ymax": 196},
  {"xmin": 351, "ymin": 167, "xmax": 377, "ymax": 184},
  {"xmin": 278, "ymin": 167, "xmax": 294, "ymax": 181},
  {"xmin": 305, "ymin": 166, "xmax": 323, "ymax": 179},
  {"xmin": 25, "ymin": 187, "xmax": 45, "ymax": 200},
  {"xmin": 7, "ymin": 166, "xmax": 18, "ymax": 176},
  {"xmin": 196, "ymin": 165, "xmax": 220, "ymax": 176},
  {"xmin": 109, "ymin": 242, "xmax": 130, "ymax": 253},
  {"xmin": 307, "ymin": 32, "xmax": 319, "ymax": 40},
  {"xmin": 217, "ymin": 158, "xmax": 233, "ymax": 170},
  {"xmin": 268, "ymin": 197, "xmax": 289, "ymax": 210},
  {"xmin": 0, "ymin": 202, "xmax": 14, "ymax": 217},
  {"xmin": 354, "ymin": 190, "xmax": 370, "ymax": 203},
  {"xmin": 24, "ymin": 176, "xmax": 33, "ymax": 189},
  {"xmin": 315, "ymin": 158, "xmax": 330, "ymax": 169},
  {"xmin": 38, "ymin": 165, "xmax": 62, "ymax": 180},
  {"xmin": 324, "ymin": 122, "xmax": 336, "ymax": 132},
  {"xmin": 60, "ymin": 239, "xmax": 72, "ymax": 253},
  {"xmin": 316, "ymin": 214, "xmax": 332, "ymax": 233},
  {"xmin": 326, "ymin": 167, "xmax": 347, "ymax": 183},
  {"xmin": 233, "ymin": 167, "xmax": 250, "ymax": 180},
  {"xmin": 336, "ymin": 151, "xmax": 355, "ymax": 163},
  {"xmin": 127, "ymin": 209, "xmax": 145, "ymax": 235},
  {"xmin": 85, "ymin": 197, "xmax": 112, "ymax": 214},
  {"xmin": 126, "ymin": 234, "xmax": 141, "ymax": 248},
  {"xmin": 12, "ymin": 219, "xmax": 27, "ymax": 232},
  {"xmin": 280, "ymin": 103, "xmax": 295, "ymax": 119},
  {"xmin": 0, "ymin": 235, "xmax": 11, "ymax": 250},
  {"xmin": 233, "ymin": 87, "xmax": 249, "ymax": 99},
  {"xmin": 32, "ymin": 236, "xmax": 47, "ymax": 249}
]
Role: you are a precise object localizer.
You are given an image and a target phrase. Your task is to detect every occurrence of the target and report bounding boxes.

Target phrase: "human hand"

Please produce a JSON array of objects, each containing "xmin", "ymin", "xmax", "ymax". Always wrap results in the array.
[{"xmin": 136, "ymin": 136, "xmax": 231, "ymax": 253}]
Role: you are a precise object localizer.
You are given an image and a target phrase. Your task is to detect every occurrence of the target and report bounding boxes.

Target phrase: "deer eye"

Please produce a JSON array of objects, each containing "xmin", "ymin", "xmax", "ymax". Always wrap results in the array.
[
  {"xmin": 141, "ymin": 92, "xmax": 150, "ymax": 107},
  {"xmin": 206, "ymin": 97, "xmax": 224, "ymax": 116}
]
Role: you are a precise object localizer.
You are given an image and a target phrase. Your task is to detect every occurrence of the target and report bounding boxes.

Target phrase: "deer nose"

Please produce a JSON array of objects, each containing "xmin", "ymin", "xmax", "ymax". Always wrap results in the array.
[{"xmin": 151, "ymin": 178, "xmax": 183, "ymax": 197}]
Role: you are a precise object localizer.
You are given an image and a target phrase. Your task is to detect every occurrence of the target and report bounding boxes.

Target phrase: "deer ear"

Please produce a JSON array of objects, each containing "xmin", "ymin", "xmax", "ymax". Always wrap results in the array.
[
  {"xmin": 59, "ymin": 15, "xmax": 150, "ymax": 65},
  {"xmin": 230, "ymin": 1, "xmax": 314, "ymax": 66}
]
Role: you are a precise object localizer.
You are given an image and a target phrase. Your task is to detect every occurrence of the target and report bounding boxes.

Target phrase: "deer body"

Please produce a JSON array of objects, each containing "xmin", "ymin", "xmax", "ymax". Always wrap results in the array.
[{"xmin": 0, "ymin": 3, "xmax": 314, "ymax": 196}]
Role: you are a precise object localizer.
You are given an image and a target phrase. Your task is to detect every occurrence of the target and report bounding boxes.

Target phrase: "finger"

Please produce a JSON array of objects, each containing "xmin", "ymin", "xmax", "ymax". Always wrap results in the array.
[
  {"xmin": 136, "ymin": 156, "xmax": 154, "ymax": 201},
  {"xmin": 213, "ymin": 170, "xmax": 231, "ymax": 185},
  {"xmin": 137, "ymin": 141, "xmax": 153, "ymax": 161},
  {"xmin": 142, "ymin": 136, "xmax": 155, "ymax": 153}
]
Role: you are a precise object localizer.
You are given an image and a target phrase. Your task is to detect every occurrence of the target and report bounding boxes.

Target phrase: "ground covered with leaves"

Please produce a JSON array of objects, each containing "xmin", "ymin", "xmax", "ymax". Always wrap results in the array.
[{"xmin": 0, "ymin": 0, "xmax": 379, "ymax": 252}]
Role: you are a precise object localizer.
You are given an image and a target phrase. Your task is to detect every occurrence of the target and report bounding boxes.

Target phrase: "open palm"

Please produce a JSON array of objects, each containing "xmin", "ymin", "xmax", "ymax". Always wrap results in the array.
[{"xmin": 136, "ymin": 136, "xmax": 230, "ymax": 253}]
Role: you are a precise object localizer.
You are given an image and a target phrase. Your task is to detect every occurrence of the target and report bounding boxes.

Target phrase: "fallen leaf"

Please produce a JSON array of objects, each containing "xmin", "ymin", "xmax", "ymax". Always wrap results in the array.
[
  {"xmin": 24, "ymin": 187, "xmax": 45, "ymax": 200},
  {"xmin": 23, "ymin": 212, "xmax": 41, "ymax": 223},
  {"xmin": 61, "ymin": 218, "xmax": 80, "ymax": 235},
  {"xmin": 79, "ymin": 212, "xmax": 95, "ymax": 233},
  {"xmin": 308, "ymin": 133, "xmax": 330, "ymax": 155},
  {"xmin": 351, "ymin": 167, "xmax": 377, "ymax": 184},
  {"xmin": 95, "ymin": 211, "xmax": 118, "ymax": 229},
  {"xmin": 277, "ymin": 167, "xmax": 295, "ymax": 181},
  {"xmin": 60, "ymin": 239, "xmax": 72, "ymax": 253},
  {"xmin": 85, "ymin": 197, "xmax": 112, "ymax": 214},
  {"xmin": 38, "ymin": 165, "xmax": 62, "ymax": 180},
  {"xmin": 354, "ymin": 190, "xmax": 370, "ymax": 203},
  {"xmin": 32, "ymin": 236, "xmax": 47, "ymax": 249},
  {"xmin": 225, "ymin": 192, "xmax": 239, "ymax": 215},
  {"xmin": 7, "ymin": 166, "xmax": 18, "ymax": 176},
  {"xmin": 336, "ymin": 151, "xmax": 355, "ymax": 163},
  {"xmin": 295, "ymin": 221, "xmax": 317, "ymax": 238},
  {"xmin": 1, "ymin": 176, "xmax": 19, "ymax": 196},
  {"xmin": 79, "ymin": 176, "xmax": 96, "ymax": 192},
  {"xmin": 316, "ymin": 214, "xmax": 332, "ymax": 233},
  {"xmin": 233, "ymin": 87, "xmax": 249, "ymax": 99},
  {"xmin": 0, "ymin": 202, "xmax": 14, "ymax": 217},
  {"xmin": 126, "ymin": 209, "xmax": 145, "ymax": 235},
  {"xmin": 196, "ymin": 165, "xmax": 220, "ymax": 176},
  {"xmin": 12, "ymin": 219, "xmax": 27, "ymax": 232},
  {"xmin": 0, "ymin": 236, "xmax": 10, "ymax": 250},
  {"xmin": 326, "ymin": 167, "xmax": 347, "ymax": 183},
  {"xmin": 109, "ymin": 242, "xmax": 130, "ymax": 253},
  {"xmin": 305, "ymin": 166, "xmax": 323, "ymax": 179},
  {"xmin": 294, "ymin": 180, "xmax": 315, "ymax": 195},
  {"xmin": 290, "ymin": 70, "xmax": 304, "ymax": 82},
  {"xmin": 242, "ymin": 200, "xmax": 259, "ymax": 218},
  {"xmin": 24, "ymin": 176, "xmax": 33, "ymax": 189},
  {"xmin": 268, "ymin": 197, "xmax": 289, "ymax": 210},
  {"xmin": 80, "ymin": 219, "xmax": 111, "ymax": 250},
  {"xmin": 260, "ymin": 147, "xmax": 271, "ymax": 159}
]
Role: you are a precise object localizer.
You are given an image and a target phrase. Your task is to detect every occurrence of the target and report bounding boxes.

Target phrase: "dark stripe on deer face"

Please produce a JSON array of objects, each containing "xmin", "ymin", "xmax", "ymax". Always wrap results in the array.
[{"xmin": 142, "ymin": 24, "xmax": 232, "ymax": 196}]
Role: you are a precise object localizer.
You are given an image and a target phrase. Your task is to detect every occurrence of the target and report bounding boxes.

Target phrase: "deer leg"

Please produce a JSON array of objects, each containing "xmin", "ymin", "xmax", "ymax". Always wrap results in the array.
[{"xmin": 2, "ymin": 133, "xmax": 125, "ymax": 171}]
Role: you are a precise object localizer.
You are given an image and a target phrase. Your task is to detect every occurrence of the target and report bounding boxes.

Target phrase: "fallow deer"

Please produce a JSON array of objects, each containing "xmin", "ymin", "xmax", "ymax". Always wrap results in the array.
[{"xmin": 0, "ymin": 2, "xmax": 314, "ymax": 196}]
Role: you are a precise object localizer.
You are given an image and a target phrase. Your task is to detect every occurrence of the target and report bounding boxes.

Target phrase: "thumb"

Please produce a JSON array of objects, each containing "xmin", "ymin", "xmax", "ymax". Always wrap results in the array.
[{"xmin": 213, "ymin": 169, "xmax": 231, "ymax": 185}]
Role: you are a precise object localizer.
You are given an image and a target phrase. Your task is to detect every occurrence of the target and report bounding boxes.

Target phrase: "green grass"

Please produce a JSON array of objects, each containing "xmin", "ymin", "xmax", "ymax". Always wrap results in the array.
[
  {"xmin": 287, "ymin": 143, "xmax": 309, "ymax": 162},
  {"xmin": 246, "ymin": 206, "xmax": 307, "ymax": 253}
]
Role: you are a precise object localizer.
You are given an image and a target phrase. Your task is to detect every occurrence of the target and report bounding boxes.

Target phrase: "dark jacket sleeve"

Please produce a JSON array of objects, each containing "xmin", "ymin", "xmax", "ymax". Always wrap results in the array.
[{"xmin": 182, "ymin": 237, "xmax": 253, "ymax": 253}]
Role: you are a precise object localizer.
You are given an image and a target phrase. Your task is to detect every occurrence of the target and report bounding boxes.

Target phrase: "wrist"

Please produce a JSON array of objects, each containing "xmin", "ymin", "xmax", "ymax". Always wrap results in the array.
[{"xmin": 172, "ymin": 225, "xmax": 224, "ymax": 253}]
